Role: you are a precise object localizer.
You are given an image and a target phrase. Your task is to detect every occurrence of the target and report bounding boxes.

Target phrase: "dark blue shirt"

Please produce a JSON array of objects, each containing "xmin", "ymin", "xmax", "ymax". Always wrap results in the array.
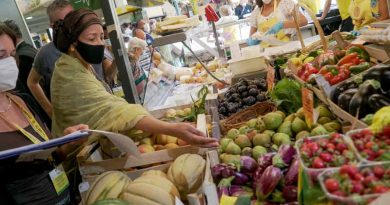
[{"xmin": 235, "ymin": 4, "xmax": 252, "ymax": 19}]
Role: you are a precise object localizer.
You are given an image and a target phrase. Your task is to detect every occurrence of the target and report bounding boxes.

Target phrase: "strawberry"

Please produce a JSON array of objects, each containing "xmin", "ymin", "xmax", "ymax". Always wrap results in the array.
[
  {"xmin": 340, "ymin": 165, "xmax": 358, "ymax": 178},
  {"xmin": 342, "ymin": 150, "xmax": 354, "ymax": 160},
  {"xmin": 308, "ymin": 142, "xmax": 320, "ymax": 154},
  {"xmin": 317, "ymin": 139, "xmax": 328, "ymax": 148},
  {"xmin": 312, "ymin": 157, "xmax": 325, "ymax": 168},
  {"xmin": 351, "ymin": 181, "xmax": 364, "ymax": 194},
  {"xmin": 363, "ymin": 175, "xmax": 378, "ymax": 187},
  {"xmin": 353, "ymin": 173, "xmax": 364, "ymax": 181},
  {"xmin": 373, "ymin": 166, "xmax": 385, "ymax": 179},
  {"xmin": 336, "ymin": 143, "xmax": 348, "ymax": 152},
  {"xmin": 325, "ymin": 178, "xmax": 340, "ymax": 193},
  {"xmin": 354, "ymin": 140, "xmax": 364, "ymax": 151},
  {"xmin": 326, "ymin": 143, "xmax": 336, "ymax": 153},
  {"xmin": 372, "ymin": 185, "xmax": 389, "ymax": 194},
  {"xmin": 319, "ymin": 152, "xmax": 333, "ymax": 162}
]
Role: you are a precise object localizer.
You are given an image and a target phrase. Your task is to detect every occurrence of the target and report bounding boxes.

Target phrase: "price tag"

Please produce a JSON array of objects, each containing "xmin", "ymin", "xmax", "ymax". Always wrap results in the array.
[
  {"xmin": 302, "ymin": 88, "xmax": 314, "ymax": 129},
  {"xmin": 49, "ymin": 165, "xmax": 69, "ymax": 195},
  {"xmin": 267, "ymin": 66, "xmax": 275, "ymax": 92},
  {"xmin": 314, "ymin": 75, "xmax": 332, "ymax": 97}
]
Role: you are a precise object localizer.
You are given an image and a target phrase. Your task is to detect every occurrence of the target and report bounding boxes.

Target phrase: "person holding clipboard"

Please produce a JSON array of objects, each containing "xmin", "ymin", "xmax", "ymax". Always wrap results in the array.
[{"xmin": 0, "ymin": 23, "xmax": 86, "ymax": 205}]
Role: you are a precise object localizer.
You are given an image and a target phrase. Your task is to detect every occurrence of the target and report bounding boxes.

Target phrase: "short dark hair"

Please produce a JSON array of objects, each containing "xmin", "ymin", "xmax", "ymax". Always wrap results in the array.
[
  {"xmin": 0, "ymin": 23, "xmax": 17, "ymax": 46},
  {"xmin": 53, "ymin": 8, "xmax": 102, "ymax": 53},
  {"xmin": 47, "ymin": 0, "xmax": 72, "ymax": 23},
  {"xmin": 255, "ymin": 0, "xmax": 263, "ymax": 8},
  {"xmin": 3, "ymin": 19, "xmax": 22, "ymax": 38}
]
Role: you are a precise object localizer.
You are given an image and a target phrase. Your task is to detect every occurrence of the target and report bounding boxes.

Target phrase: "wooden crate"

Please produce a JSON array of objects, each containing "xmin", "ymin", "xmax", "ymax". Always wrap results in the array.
[
  {"xmin": 78, "ymin": 145, "xmax": 219, "ymax": 205},
  {"xmin": 327, "ymin": 100, "xmax": 367, "ymax": 129}
]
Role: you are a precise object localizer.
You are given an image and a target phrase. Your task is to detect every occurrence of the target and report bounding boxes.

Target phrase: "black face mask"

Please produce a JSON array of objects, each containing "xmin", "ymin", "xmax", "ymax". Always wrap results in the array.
[{"xmin": 76, "ymin": 41, "xmax": 105, "ymax": 64}]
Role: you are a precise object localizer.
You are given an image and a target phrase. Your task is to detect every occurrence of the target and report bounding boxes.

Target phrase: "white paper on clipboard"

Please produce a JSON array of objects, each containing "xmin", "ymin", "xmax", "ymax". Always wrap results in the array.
[{"xmin": 88, "ymin": 130, "xmax": 141, "ymax": 159}]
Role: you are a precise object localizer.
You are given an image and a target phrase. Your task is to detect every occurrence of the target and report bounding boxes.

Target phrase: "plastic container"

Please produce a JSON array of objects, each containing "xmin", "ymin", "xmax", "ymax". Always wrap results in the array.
[
  {"xmin": 345, "ymin": 128, "xmax": 388, "ymax": 163},
  {"xmin": 318, "ymin": 162, "xmax": 390, "ymax": 205},
  {"xmin": 295, "ymin": 134, "xmax": 360, "ymax": 182}
]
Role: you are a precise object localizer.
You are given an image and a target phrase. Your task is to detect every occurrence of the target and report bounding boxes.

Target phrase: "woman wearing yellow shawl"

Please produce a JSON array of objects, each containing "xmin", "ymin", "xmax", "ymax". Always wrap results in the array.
[{"xmin": 50, "ymin": 9, "xmax": 218, "ymax": 147}]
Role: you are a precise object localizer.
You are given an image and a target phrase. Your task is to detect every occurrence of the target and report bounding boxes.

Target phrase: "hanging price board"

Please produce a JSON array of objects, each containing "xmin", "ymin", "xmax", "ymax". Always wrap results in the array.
[
  {"xmin": 302, "ymin": 88, "xmax": 314, "ymax": 129},
  {"xmin": 267, "ymin": 66, "xmax": 275, "ymax": 92}
]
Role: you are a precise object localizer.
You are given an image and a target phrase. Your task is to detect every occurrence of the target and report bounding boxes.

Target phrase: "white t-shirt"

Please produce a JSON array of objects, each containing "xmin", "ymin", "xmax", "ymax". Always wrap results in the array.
[{"xmin": 249, "ymin": 0, "xmax": 296, "ymax": 34}]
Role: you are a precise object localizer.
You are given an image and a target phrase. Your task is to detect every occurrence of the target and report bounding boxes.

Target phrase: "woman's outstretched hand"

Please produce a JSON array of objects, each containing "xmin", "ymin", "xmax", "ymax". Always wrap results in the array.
[{"xmin": 170, "ymin": 123, "xmax": 219, "ymax": 148}]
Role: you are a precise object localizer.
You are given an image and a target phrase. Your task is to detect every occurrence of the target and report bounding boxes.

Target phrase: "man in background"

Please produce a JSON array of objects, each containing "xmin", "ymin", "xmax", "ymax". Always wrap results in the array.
[
  {"xmin": 3, "ymin": 19, "xmax": 36, "ymax": 95},
  {"xmin": 235, "ymin": 0, "xmax": 252, "ymax": 19}
]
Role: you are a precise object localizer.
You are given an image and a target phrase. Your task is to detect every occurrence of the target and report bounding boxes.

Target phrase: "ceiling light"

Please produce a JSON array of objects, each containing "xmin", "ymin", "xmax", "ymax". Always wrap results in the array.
[{"xmin": 26, "ymin": 16, "xmax": 33, "ymax": 20}]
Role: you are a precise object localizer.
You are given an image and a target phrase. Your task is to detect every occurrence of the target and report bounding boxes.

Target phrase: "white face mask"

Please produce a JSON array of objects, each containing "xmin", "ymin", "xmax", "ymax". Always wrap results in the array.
[
  {"xmin": 144, "ymin": 24, "xmax": 151, "ymax": 33},
  {"xmin": 0, "ymin": 57, "xmax": 19, "ymax": 92},
  {"xmin": 262, "ymin": 0, "xmax": 272, "ymax": 4}
]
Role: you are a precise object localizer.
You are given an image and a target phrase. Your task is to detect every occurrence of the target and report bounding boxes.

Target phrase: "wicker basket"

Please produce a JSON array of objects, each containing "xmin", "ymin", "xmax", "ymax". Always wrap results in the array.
[
  {"xmin": 220, "ymin": 101, "xmax": 276, "ymax": 134},
  {"xmin": 293, "ymin": 2, "xmax": 328, "ymax": 53}
]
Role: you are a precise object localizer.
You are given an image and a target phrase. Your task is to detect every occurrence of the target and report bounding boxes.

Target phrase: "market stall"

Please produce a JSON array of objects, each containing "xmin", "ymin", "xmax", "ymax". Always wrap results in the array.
[{"xmin": 6, "ymin": 0, "xmax": 390, "ymax": 204}]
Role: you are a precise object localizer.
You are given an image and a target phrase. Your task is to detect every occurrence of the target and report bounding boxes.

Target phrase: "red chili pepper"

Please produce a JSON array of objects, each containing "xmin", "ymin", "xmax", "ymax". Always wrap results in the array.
[
  {"xmin": 330, "ymin": 75, "xmax": 343, "ymax": 85},
  {"xmin": 338, "ymin": 53, "xmax": 359, "ymax": 66},
  {"xmin": 323, "ymin": 72, "xmax": 333, "ymax": 82}
]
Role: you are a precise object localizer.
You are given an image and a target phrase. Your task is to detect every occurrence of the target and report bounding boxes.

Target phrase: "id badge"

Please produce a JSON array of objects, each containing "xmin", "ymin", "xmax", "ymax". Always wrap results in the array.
[
  {"xmin": 113, "ymin": 86, "xmax": 124, "ymax": 98},
  {"xmin": 49, "ymin": 164, "xmax": 70, "ymax": 195}
]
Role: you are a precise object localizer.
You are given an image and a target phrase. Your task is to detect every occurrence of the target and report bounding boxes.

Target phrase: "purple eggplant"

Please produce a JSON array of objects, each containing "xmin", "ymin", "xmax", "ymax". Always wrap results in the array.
[
  {"xmin": 252, "ymin": 166, "xmax": 265, "ymax": 183},
  {"xmin": 212, "ymin": 163, "xmax": 236, "ymax": 181},
  {"xmin": 240, "ymin": 156, "xmax": 258, "ymax": 173},
  {"xmin": 258, "ymin": 152, "xmax": 275, "ymax": 169},
  {"xmin": 284, "ymin": 157, "xmax": 299, "ymax": 186},
  {"xmin": 217, "ymin": 176, "xmax": 234, "ymax": 199},
  {"xmin": 272, "ymin": 145, "xmax": 297, "ymax": 168},
  {"xmin": 230, "ymin": 185, "xmax": 254, "ymax": 198},
  {"xmin": 232, "ymin": 172, "xmax": 249, "ymax": 185},
  {"xmin": 221, "ymin": 164, "xmax": 236, "ymax": 178},
  {"xmin": 282, "ymin": 185, "xmax": 298, "ymax": 202},
  {"xmin": 255, "ymin": 166, "xmax": 283, "ymax": 200}
]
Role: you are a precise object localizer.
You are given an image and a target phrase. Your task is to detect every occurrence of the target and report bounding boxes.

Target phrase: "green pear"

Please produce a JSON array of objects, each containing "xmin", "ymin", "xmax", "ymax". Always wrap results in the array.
[
  {"xmin": 225, "ymin": 141, "xmax": 241, "ymax": 155},
  {"xmin": 263, "ymin": 112, "xmax": 283, "ymax": 130},
  {"xmin": 292, "ymin": 117, "xmax": 308, "ymax": 133},
  {"xmin": 234, "ymin": 135, "xmax": 252, "ymax": 149},
  {"xmin": 252, "ymin": 133, "xmax": 271, "ymax": 147},
  {"xmin": 277, "ymin": 121, "xmax": 293, "ymax": 137}
]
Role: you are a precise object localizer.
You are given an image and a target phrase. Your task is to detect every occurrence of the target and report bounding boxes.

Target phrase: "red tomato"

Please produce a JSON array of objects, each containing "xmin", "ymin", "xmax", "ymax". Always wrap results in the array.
[
  {"xmin": 373, "ymin": 166, "xmax": 385, "ymax": 179},
  {"xmin": 325, "ymin": 178, "xmax": 340, "ymax": 193},
  {"xmin": 372, "ymin": 185, "xmax": 389, "ymax": 194},
  {"xmin": 320, "ymin": 152, "xmax": 333, "ymax": 162},
  {"xmin": 312, "ymin": 157, "xmax": 325, "ymax": 168}
]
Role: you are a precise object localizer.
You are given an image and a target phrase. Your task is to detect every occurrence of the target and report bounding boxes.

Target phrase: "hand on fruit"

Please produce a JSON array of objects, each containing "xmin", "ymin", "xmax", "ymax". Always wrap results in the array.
[
  {"xmin": 171, "ymin": 123, "xmax": 219, "ymax": 148},
  {"xmin": 266, "ymin": 22, "xmax": 284, "ymax": 35}
]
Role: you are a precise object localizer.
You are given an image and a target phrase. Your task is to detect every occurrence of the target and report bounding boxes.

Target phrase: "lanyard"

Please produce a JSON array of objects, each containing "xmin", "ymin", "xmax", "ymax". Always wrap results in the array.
[{"xmin": 0, "ymin": 93, "xmax": 49, "ymax": 144}]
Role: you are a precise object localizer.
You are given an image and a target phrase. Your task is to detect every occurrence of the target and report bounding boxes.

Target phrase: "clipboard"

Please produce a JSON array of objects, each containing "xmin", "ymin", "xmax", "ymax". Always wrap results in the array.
[{"xmin": 0, "ymin": 130, "xmax": 141, "ymax": 161}]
